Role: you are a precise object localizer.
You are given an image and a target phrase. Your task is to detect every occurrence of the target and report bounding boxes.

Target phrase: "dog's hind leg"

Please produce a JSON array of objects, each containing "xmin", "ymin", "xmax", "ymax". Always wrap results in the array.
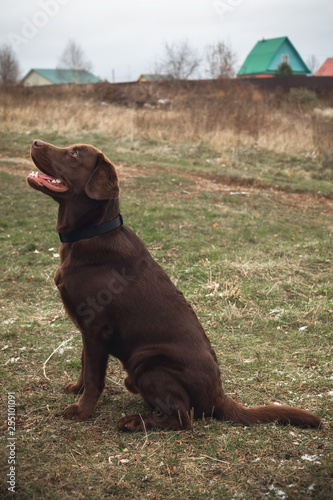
[{"xmin": 117, "ymin": 370, "xmax": 192, "ymax": 431}]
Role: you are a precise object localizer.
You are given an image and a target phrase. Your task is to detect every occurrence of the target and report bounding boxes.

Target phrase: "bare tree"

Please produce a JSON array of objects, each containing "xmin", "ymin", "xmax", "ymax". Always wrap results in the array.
[
  {"xmin": 155, "ymin": 40, "xmax": 201, "ymax": 80},
  {"xmin": 205, "ymin": 41, "xmax": 236, "ymax": 79},
  {"xmin": 306, "ymin": 55, "xmax": 319, "ymax": 74},
  {"xmin": 0, "ymin": 44, "xmax": 20, "ymax": 84},
  {"xmin": 57, "ymin": 39, "xmax": 92, "ymax": 82}
]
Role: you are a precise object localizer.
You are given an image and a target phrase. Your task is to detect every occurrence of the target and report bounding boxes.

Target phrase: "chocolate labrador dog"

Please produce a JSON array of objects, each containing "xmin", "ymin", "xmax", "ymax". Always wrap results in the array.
[{"xmin": 27, "ymin": 139, "xmax": 321, "ymax": 430}]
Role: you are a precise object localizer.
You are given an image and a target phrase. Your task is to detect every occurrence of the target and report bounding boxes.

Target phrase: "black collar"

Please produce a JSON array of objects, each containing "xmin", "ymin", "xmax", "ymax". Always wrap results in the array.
[{"xmin": 59, "ymin": 214, "xmax": 123, "ymax": 243}]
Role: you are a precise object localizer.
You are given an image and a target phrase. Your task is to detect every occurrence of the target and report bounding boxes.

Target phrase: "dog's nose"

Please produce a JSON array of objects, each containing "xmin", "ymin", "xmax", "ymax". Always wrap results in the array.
[{"xmin": 32, "ymin": 139, "xmax": 44, "ymax": 148}]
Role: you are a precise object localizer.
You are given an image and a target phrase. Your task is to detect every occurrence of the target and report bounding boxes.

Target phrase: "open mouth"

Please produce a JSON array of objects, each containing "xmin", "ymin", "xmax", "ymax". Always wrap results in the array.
[{"xmin": 27, "ymin": 171, "xmax": 68, "ymax": 192}]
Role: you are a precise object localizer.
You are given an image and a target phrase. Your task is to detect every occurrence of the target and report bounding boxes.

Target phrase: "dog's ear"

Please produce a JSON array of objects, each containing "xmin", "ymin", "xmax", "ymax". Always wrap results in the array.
[{"xmin": 85, "ymin": 153, "xmax": 119, "ymax": 200}]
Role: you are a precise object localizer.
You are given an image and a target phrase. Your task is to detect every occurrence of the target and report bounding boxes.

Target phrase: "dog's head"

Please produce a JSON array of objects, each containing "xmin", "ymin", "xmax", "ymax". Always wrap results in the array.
[{"xmin": 27, "ymin": 140, "xmax": 119, "ymax": 201}]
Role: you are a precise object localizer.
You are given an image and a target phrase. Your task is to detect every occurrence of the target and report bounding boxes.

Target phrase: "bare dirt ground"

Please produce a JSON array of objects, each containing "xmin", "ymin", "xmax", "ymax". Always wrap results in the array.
[{"xmin": 1, "ymin": 154, "xmax": 332, "ymax": 215}]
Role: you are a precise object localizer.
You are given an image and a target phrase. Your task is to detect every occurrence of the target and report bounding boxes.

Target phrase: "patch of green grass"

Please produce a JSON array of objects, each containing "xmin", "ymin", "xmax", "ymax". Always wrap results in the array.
[
  {"xmin": 0, "ymin": 136, "xmax": 332, "ymax": 499},
  {"xmin": 1, "ymin": 131, "xmax": 332, "ymax": 194}
]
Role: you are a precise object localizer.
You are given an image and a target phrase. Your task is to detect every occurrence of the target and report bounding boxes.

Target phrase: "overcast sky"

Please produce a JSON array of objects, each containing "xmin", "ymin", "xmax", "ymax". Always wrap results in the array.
[{"xmin": 1, "ymin": 0, "xmax": 332, "ymax": 82}]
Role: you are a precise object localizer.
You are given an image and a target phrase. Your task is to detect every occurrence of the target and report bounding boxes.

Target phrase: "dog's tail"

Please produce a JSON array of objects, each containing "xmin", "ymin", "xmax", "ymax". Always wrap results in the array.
[{"xmin": 217, "ymin": 395, "xmax": 322, "ymax": 428}]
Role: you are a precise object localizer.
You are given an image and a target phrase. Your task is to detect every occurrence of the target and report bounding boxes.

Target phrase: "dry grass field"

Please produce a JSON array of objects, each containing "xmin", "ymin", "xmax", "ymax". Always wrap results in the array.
[
  {"xmin": 0, "ymin": 82, "xmax": 332, "ymax": 499},
  {"xmin": 1, "ymin": 81, "xmax": 333, "ymax": 155}
]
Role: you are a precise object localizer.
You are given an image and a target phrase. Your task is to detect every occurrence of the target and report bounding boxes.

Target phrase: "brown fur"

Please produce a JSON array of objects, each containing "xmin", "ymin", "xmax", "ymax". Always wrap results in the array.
[{"xmin": 27, "ymin": 139, "xmax": 322, "ymax": 431}]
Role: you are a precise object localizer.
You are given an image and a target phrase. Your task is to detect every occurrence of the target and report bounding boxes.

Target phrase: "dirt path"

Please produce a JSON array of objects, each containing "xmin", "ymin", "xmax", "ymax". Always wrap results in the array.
[
  {"xmin": 181, "ymin": 169, "xmax": 333, "ymax": 215},
  {"xmin": 1, "ymin": 155, "xmax": 332, "ymax": 214}
]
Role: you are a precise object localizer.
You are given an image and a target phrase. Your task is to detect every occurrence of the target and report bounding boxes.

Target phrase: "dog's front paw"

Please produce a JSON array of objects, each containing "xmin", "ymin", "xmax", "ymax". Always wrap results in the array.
[
  {"xmin": 64, "ymin": 382, "xmax": 84, "ymax": 394},
  {"xmin": 117, "ymin": 414, "xmax": 145, "ymax": 431},
  {"xmin": 62, "ymin": 403, "xmax": 90, "ymax": 422}
]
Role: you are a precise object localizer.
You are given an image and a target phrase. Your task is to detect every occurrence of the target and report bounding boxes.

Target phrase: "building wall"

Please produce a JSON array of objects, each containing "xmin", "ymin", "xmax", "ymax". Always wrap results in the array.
[
  {"xmin": 268, "ymin": 41, "xmax": 307, "ymax": 73},
  {"xmin": 23, "ymin": 72, "xmax": 52, "ymax": 86}
]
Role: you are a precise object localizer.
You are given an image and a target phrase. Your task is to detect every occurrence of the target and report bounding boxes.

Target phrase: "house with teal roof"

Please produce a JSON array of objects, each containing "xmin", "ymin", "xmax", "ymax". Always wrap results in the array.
[
  {"xmin": 237, "ymin": 37, "xmax": 311, "ymax": 78},
  {"xmin": 22, "ymin": 68, "xmax": 101, "ymax": 86}
]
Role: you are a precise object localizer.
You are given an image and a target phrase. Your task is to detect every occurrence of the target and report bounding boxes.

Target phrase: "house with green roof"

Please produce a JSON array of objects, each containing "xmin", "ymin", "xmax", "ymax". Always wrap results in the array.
[
  {"xmin": 22, "ymin": 68, "xmax": 101, "ymax": 86},
  {"xmin": 237, "ymin": 37, "xmax": 311, "ymax": 78}
]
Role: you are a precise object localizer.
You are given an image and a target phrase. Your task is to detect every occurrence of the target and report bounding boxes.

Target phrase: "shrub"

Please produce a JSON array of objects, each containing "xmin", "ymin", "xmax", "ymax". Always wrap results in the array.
[
  {"xmin": 275, "ymin": 62, "xmax": 293, "ymax": 77},
  {"xmin": 288, "ymin": 88, "xmax": 318, "ymax": 109}
]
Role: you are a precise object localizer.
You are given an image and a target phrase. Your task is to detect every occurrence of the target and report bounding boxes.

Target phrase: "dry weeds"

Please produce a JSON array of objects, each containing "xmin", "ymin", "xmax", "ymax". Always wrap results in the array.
[{"xmin": 1, "ymin": 82, "xmax": 332, "ymax": 156}]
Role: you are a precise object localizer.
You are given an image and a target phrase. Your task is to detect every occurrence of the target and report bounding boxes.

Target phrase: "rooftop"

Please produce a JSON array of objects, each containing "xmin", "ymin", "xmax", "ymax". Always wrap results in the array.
[{"xmin": 24, "ymin": 68, "xmax": 101, "ymax": 84}]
